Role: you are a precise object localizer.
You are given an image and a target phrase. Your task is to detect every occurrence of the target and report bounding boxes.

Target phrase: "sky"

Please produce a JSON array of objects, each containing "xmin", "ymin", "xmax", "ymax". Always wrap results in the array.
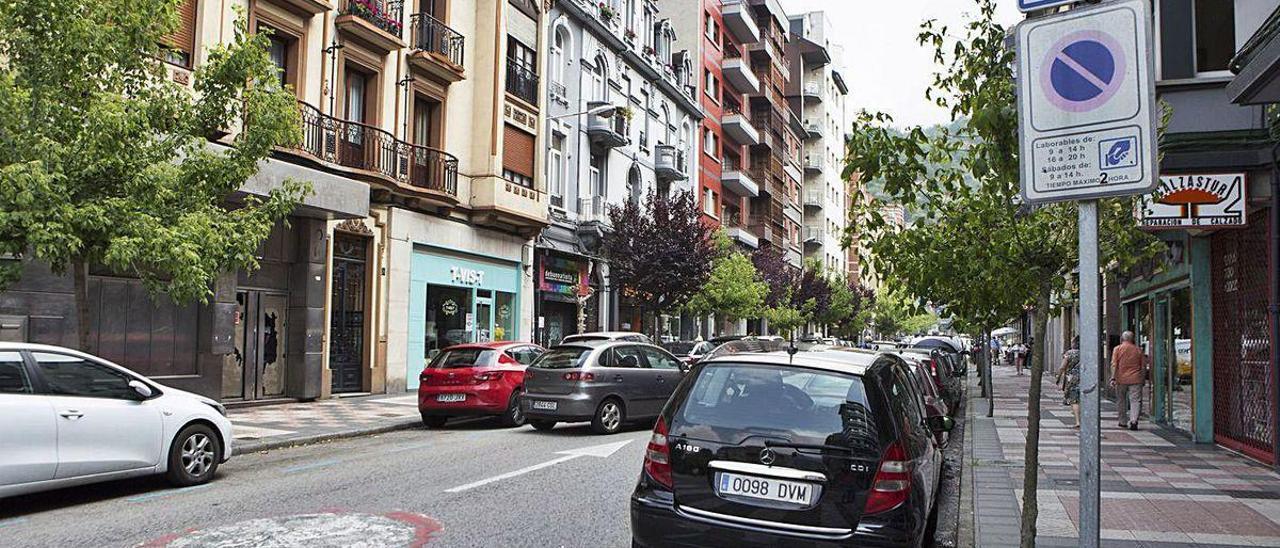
[{"xmin": 778, "ymin": 0, "xmax": 1023, "ymax": 128}]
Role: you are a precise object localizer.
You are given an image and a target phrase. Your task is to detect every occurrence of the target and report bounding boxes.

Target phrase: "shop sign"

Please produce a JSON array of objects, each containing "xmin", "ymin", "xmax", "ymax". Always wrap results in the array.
[
  {"xmin": 450, "ymin": 266, "xmax": 486, "ymax": 286},
  {"xmin": 539, "ymin": 255, "xmax": 589, "ymax": 297},
  {"xmin": 1138, "ymin": 173, "xmax": 1246, "ymax": 229}
]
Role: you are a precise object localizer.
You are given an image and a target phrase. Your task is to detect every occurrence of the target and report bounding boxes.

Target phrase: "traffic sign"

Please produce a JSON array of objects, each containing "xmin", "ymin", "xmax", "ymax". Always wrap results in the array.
[
  {"xmin": 1016, "ymin": 0, "xmax": 1157, "ymax": 204},
  {"xmin": 1018, "ymin": 0, "xmax": 1076, "ymax": 13}
]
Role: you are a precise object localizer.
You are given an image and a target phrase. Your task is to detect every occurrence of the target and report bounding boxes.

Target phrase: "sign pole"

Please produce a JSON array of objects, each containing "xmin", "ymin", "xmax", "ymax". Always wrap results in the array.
[{"xmin": 1078, "ymin": 199, "xmax": 1101, "ymax": 548}]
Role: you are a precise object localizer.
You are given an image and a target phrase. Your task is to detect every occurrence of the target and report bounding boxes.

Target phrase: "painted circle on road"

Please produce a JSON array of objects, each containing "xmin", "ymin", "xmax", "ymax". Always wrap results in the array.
[
  {"xmin": 140, "ymin": 511, "xmax": 442, "ymax": 548},
  {"xmin": 1039, "ymin": 30, "xmax": 1126, "ymax": 113}
]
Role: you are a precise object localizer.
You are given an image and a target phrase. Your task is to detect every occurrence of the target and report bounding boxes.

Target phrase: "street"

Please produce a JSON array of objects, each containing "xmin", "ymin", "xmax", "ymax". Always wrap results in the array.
[{"xmin": 0, "ymin": 421, "xmax": 649, "ymax": 548}]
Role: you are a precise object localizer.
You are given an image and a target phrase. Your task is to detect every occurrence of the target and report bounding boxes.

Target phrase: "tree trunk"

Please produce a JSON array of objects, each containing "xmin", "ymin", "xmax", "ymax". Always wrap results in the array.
[
  {"xmin": 1020, "ymin": 285, "xmax": 1052, "ymax": 548},
  {"xmin": 72, "ymin": 258, "xmax": 91, "ymax": 351},
  {"xmin": 986, "ymin": 328, "xmax": 995, "ymax": 418},
  {"xmin": 979, "ymin": 328, "xmax": 989, "ymax": 398}
]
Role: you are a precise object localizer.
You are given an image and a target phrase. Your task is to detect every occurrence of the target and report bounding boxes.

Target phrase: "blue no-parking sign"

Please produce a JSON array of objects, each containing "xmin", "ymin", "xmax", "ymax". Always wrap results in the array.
[{"xmin": 1015, "ymin": 0, "xmax": 1157, "ymax": 204}]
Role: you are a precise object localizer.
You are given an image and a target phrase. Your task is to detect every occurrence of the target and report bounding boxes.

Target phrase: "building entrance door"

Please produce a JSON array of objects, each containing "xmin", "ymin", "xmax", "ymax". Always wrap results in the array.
[
  {"xmin": 475, "ymin": 292, "xmax": 493, "ymax": 343},
  {"xmin": 230, "ymin": 291, "xmax": 288, "ymax": 401},
  {"xmin": 330, "ymin": 234, "xmax": 368, "ymax": 393}
]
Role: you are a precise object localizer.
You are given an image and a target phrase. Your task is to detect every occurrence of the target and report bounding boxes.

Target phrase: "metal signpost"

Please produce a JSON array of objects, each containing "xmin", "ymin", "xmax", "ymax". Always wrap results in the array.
[{"xmin": 1015, "ymin": 1, "xmax": 1157, "ymax": 546}]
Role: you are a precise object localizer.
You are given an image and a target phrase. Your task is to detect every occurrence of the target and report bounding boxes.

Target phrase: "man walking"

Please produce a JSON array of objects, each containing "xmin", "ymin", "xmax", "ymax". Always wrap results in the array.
[{"xmin": 1110, "ymin": 331, "xmax": 1147, "ymax": 430}]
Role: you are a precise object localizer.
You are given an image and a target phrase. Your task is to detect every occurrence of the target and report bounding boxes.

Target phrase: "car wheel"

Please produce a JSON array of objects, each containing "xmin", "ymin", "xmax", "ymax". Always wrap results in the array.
[
  {"xmin": 529, "ymin": 419, "xmax": 557, "ymax": 431},
  {"xmin": 591, "ymin": 398, "xmax": 625, "ymax": 435},
  {"xmin": 165, "ymin": 424, "xmax": 221, "ymax": 487},
  {"xmin": 500, "ymin": 392, "xmax": 526, "ymax": 427},
  {"xmin": 422, "ymin": 414, "xmax": 449, "ymax": 428}
]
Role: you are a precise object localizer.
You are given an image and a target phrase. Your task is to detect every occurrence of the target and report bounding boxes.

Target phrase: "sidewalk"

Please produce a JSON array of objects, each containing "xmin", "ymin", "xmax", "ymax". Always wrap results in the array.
[
  {"xmin": 229, "ymin": 393, "xmax": 424, "ymax": 453},
  {"xmin": 963, "ymin": 365, "xmax": 1280, "ymax": 547}
]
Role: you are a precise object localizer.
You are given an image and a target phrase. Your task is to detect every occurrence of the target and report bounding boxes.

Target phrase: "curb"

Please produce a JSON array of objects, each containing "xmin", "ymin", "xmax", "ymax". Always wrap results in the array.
[{"xmin": 233, "ymin": 418, "xmax": 424, "ymax": 455}]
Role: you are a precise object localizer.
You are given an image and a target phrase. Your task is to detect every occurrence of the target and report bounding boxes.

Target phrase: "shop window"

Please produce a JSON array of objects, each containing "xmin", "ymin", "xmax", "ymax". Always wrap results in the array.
[
  {"xmin": 425, "ymin": 284, "xmax": 472, "ymax": 356},
  {"xmin": 495, "ymin": 291, "xmax": 516, "ymax": 341}
]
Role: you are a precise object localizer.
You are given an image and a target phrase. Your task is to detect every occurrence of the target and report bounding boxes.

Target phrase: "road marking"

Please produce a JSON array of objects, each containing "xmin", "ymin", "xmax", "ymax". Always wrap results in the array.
[
  {"xmin": 281, "ymin": 458, "xmax": 343, "ymax": 474},
  {"xmin": 443, "ymin": 439, "xmax": 634, "ymax": 494},
  {"xmin": 0, "ymin": 517, "xmax": 29, "ymax": 528},
  {"xmin": 125, "ymin": 484, "xmax": 211, "ymax": 503}
]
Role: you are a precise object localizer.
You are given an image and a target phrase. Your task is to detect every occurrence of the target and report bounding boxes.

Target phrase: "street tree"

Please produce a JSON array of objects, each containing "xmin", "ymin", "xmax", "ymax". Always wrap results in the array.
[
  {"xmin": 604, "ymin": 189, "xmax": 715, "ymax": 336},
  {"xmin": 686, "ymin": 232, "xmax": 768, "ymax": 325},
  {"xmin": 0, "ymin": 0, "xmax": 309, "ymax": 350},
  {"xmin": 842, "ymin": 1, "xmax": 1160, "ymax": 544}
]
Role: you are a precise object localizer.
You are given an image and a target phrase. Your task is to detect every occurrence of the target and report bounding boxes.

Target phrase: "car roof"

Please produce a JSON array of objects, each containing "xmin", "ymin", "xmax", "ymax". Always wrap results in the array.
[
  {"xmin": 441, "ymin": 341, "xmax": 529, "ymax": 351},
  {"xmin": 565, "ymin": 331, "xmax": 646, "ymax": 339},
  {"xmin": 0, "ymin": 342, "xmax": 89, "ymax": 354},
  {"xmin": 700, "ymin": 347, "xmax": 885, "ymax": 377},
  {"xmin": 551, "ymin": 339, "xmax": 654, "ymax": 350}
]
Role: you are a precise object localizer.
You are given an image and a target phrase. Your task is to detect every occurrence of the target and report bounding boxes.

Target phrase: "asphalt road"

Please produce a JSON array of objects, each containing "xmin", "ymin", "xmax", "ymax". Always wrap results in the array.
[{"xmin": 0, "ymin": 418, "xmax": 652, "ymax": 548}]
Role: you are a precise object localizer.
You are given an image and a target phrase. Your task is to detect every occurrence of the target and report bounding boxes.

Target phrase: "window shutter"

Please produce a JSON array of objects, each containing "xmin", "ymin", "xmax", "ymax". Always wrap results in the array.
[
  {"xmin": 503, "ymin": 124, "xmax": 536, "ymax": 178},
  {"xmin": 165, "ymin": 0, "xmax": 198, "ymax": 60},
  {"xmin": 1158, "ymin": 0, "xmax": 1194, "ymax": 80}
]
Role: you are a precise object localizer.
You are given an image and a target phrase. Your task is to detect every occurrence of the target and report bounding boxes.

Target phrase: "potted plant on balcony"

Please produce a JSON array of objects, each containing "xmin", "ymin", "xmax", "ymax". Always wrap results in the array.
[
  {"xmin": 642, "ymin": 45, "xmax": 655, "ymax": 57},
  {"xmin": 598, "ymin": 2, "xmax": 616, "ymax": 22},
  {"xmin": 624, "ymin": 29, "xmax": 637, "ymax": 43}
]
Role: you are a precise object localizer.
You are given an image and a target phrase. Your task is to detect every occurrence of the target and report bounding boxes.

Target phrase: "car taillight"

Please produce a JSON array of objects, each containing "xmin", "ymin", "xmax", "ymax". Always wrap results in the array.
[
  {"xmin": 473, "ymin": 371, "xmax": 505, "ymax": 382},
  {"xmin": 863, "ymin": 441, "xmax": 912, "ymax": 514},
  {"xmin": 643, "ymin": 417, "xmax": 673, "ymax": 489},
  {"xmin": 562, "ymin": 372, "xmax": 596, "ymax": 382}
]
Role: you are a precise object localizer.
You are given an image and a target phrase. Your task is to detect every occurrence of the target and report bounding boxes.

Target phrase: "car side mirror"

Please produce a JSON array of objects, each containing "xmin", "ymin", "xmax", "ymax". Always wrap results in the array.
[
  {"xmin": 128, "ymin": 380, "xmax": 154, "ymax": 400},
  {"xmin": 928, "ymin": 415, "xmax": 955, "ymax": 433}
]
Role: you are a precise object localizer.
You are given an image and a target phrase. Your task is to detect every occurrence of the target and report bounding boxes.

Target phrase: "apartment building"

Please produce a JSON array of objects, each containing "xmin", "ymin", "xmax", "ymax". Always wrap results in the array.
[
  {"xmin": 785, "ymin": 11, "xmax": 849, "ymax": 274},
  {"xmin": 0, "ymin": 0, "xmax": 551, "ymax": 401},
  {"xmin": 534, "ymin": 0, "xmax": 703, "ymax": 344}
]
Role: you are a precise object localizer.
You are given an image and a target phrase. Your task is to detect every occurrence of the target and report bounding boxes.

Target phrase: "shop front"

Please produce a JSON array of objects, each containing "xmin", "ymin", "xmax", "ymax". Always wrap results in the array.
[
  {"xmin": 535, "ymin": 251, "xmax": 590, "ymax": 347},
  {"xmin": 406, "ymin": 246, "xmax": 522, "ymax": 390}
]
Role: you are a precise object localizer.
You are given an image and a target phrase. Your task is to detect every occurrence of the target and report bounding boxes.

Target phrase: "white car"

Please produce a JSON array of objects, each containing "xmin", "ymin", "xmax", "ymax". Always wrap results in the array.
[{"xmin": 0, "ymin": 343, "xmax": 233, "ymax": 498}]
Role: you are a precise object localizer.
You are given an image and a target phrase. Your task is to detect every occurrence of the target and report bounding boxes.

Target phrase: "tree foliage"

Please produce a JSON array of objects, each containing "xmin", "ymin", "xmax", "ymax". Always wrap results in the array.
[
  {"xmin": 604, "ymin": 190, "xmax": 715, "ymax": 320},
  {"xmin": 686, "ymin": 232, "xmax": 768, "ymax": 321},
  {"xmin": 0, "ymin": 0, "xmax": 309, "ymax": 347}
]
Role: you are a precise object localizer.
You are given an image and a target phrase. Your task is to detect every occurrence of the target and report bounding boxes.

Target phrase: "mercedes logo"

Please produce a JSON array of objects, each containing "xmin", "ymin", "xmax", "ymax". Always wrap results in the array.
[{"xmin": 759, "ymin": 448, "xmax": 776, "ymax": 466}]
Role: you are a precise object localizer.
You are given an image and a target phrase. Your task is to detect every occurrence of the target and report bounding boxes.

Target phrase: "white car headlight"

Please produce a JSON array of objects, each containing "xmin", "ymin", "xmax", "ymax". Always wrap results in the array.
[{"xmin": 203, "ymin": 400, "xmax": 227, "ymax": 417}]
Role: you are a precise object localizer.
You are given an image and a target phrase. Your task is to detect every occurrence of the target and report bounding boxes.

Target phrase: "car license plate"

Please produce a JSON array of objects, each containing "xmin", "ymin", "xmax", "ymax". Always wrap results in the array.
[
  {"xmin": 531, "ymin": 400, "xmax": 557, "ymax": 411},
  {"xmin": 436, "ymin": 393, "xmax": 466, "ymax": 403},
  {"xmin": 716, "ymin": 472, "xmax": 815, "ymax": 506}
]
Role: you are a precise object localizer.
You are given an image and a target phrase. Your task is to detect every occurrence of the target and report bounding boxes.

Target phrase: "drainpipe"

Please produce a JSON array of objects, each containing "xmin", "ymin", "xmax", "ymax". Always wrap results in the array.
[{"xmin": 1271, "ymin": 141, "xmax": 1280, "ymax": 472}]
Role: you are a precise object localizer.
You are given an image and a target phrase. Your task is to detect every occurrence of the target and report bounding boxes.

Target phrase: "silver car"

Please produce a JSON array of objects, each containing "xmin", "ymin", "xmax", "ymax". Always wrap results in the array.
[{"xmin": 521, "ymin": 341, "xmax": 687, "ymax": 434}]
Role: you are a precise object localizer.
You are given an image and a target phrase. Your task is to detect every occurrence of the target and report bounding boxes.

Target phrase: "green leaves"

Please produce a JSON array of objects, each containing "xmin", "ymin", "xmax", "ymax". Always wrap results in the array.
[
  {"xmin": 0, "ymin": 0, "xmax": 308, "ymax": 306},
  {"xmin": 685, "ymin": 231, "xmax": 768, "ymax": 321}
]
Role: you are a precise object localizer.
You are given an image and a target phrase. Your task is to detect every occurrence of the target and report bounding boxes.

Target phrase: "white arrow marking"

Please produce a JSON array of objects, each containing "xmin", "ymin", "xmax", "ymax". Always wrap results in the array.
[{"xmin": 443, "ymin": 439, "xmax": 633, "ymax": 493}]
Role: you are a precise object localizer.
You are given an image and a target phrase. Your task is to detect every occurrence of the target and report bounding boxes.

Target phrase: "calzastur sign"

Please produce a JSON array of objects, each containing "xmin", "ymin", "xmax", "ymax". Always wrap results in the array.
[{"xmin": 1138, "ymin": 173, "xmax": 1246, "ymax": 229}]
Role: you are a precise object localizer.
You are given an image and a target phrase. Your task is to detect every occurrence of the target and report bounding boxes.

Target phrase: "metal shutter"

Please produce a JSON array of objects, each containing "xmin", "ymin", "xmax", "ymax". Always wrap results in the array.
[{"xmin": 503, "ymin": 124, "xmax": 535, "ymax": 178}]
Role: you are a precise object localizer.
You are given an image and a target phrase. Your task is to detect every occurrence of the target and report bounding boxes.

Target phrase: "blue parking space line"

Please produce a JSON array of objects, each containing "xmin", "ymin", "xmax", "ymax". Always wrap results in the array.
[
  {"xmin": 0, "ymin": 517, "xmax": 29, "ymax": 528},
  {"xmin": 281, "ymin": 458, "xmax": 343, "ymax": 474},
  {"xmin": 125, "ymin": 484, "xmax": 210, "ymax": 503}
]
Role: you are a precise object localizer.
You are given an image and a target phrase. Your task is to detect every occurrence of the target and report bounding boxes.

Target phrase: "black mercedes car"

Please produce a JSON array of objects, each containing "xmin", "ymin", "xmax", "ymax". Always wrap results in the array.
[{"xmin": 630, "ymin": 344, "xmax": 952, "ymax": 547}]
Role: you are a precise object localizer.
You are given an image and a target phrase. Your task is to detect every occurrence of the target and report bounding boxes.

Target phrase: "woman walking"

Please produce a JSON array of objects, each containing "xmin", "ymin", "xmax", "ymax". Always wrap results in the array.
[{"xmin": 1056, "ymin": 336, "xmax": 1082, "ymax": 429}]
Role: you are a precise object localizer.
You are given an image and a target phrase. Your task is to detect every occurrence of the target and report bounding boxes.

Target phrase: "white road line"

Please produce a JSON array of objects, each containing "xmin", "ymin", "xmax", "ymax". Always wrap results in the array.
[{"xmin": 442, "ymin": 439, "xmax": 634, "ymax": 494}]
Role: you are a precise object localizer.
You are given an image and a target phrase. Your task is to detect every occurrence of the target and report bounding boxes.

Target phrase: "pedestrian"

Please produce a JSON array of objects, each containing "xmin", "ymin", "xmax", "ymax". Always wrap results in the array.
[
  {"xmin": 1056, "ymin": 336, "xmax": 1081, "ymax": 428},
  {"xmin": 1014, "ymin": 342, "xmax": 1026, "ymax": 376},
  {"xmin": 990, "ymin": 337, "xmax": 1002, "ymax": 366},
  {"xmin": 1110, "ymin": 331, "xmax": 1147, "ymax": 430}
]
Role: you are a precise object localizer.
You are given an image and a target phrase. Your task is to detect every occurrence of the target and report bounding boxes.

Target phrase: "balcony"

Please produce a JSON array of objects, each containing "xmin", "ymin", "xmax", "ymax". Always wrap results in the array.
[
  {"xmin": 802, "ymin": 81, "xmax": 824, "ymax": 102},
  {"xmin": 471, "ymin": 177, "xmax": 549, "ymax": 234},
  {"xmin": 505, "ymin": 58, "xmax": 539, "ymax": 108},
  {"xmin": 804, "ymin": 225, "xmax": 825, "ymax": 246},
  {"xmin": 722, "ymin": 106, "xmax": 760, "ymax": 146},
  {"xmin": 722, "ymin": 54, "xmax": 760, "ymax": 94},
  {"xmin": 803, "ymin": 119, "xmax": 821, "ymax": 140},
  {"xmin": 804, "ymin": 154, "xmax": 824, "ymax": 174},
  {"xmin": 273, "ymin": 0, "xmax": 332, "ymax": 15},
  {"xmin": 723, "ymin": 211, "xmax": 759, "ymax": 249},
  {"xmin": 336, "ymin": 0, "xmax": 405, "ymax": 53},
  {"xmin": 294, "ymin": 101, "xmax": 458, "ymax": 205},
  {"xmin": 408, "ymin": 13, "xmax": 465, "ymax": 83},
  {"xmin": 721, "ymin": 159, "xmax": 760, "ymax": 198},
  {"xmin": 578, "ymin": 196, "xmax": 609, "ymax": 224},
  {"xmin": 721, "ymin": 0, "xmax": 760, "ymax": 43},
  {"xmin": 655, "ymin": 145, "xmax": 688, "ymax": 181},
  {"xmin": 804, "ymin": 190, "xmax": 824, "ymax": 210},
  {"xmin": 586, "ymin": 102, "xmax": 629, "ymax": 148}
]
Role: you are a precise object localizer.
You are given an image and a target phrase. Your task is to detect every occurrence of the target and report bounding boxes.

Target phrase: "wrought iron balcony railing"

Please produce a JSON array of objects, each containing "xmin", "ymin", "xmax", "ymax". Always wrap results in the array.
[
  {"xmin": 505, "ymin": 58, "xmax": 539, "ymax": 107},
  {"xmin": 410, "ymin": 13, "xmax": 464, "ymax": 67},
  {"xmin": 343, "ymin": 0, "xmax": 403, "ymax": 38}
]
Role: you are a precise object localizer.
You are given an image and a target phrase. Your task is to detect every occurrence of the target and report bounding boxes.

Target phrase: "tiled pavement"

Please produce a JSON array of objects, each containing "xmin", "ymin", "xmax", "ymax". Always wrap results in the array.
[
  {"xmin": 964, "ymin": 366, "xmax": 1280, "ymax": 547},
  {"xmin": 228, "ymin": 393, "xmax": 423, "ymax": 453}
]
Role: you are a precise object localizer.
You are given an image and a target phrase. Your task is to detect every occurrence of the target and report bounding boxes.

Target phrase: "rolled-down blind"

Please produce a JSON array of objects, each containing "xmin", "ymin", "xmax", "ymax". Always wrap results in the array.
[
  {"xmin": 165, "ymin": 0, "xmax": 198, "ymax": 60},
  {"xmin": 503, "ymin": 124, "xmax": 535, "ymax": 177}
]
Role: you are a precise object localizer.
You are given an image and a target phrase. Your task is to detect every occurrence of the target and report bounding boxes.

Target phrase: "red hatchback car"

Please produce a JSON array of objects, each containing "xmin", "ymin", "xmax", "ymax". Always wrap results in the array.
[{"xmin": 418, "ymin": 342, "xmax": 545, "ymax": 428}]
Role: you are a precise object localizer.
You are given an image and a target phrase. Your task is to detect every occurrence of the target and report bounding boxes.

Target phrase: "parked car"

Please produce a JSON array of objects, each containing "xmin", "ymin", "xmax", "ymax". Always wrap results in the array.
[
  {"xmin": 0, "ymin": 343, "xmax": 233, "ymax": 498},
  {"xmin": 560, "ymin": 331, "xmax": 652, "ymax": 344},
  {"xmin": 894, "ymin": 347, "xmax": 962, "ymax": 411},
  {"xmin": 522, "ymin": 341, "xmax": 687, "ymax": 434},
  {"xmin": 418, "ymin": 341, "xmax": 545, "ymax": 428},
  {"xmin": 662, "ymin": 341, "xmax": 716, "ymax": 366},
  {"xmin": 630, "ymin": 343, "xmax": 952, "ymax": 547}
]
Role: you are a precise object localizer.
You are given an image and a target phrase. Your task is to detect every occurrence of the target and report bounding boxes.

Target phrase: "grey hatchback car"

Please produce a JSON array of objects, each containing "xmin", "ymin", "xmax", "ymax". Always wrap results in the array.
[{"xmin": 521, "ymin": 341, "xmax": 687, "ymax": 434}]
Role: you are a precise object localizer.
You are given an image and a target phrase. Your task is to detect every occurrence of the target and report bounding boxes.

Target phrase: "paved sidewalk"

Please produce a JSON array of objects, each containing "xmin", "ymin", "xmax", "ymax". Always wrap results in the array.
[
  {"xmin": 964, "ymin": 365, "xmax": 1280, "ymax": 547},
  {"xmin": 229, "ymin": 393, "xmax": 424, "ymax": 453}
]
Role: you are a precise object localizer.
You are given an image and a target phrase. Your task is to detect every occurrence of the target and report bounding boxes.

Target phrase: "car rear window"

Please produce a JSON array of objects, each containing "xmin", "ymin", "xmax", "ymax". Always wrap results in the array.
[
  {"xmin": 532, "ymin": 347, "xmax": 591, "ymax": 369},
  {"xmin": 561, "ymin": 335, "xmax": 606, "ymax": 343},
  {"xmin": 674, "ymin": 363, "xmax": 881, "ymax": 451},
  {"xmin": 428, "ymin": 349, "xmax": 496, "ymax": 369},
  {"xmin": 662, "ymin": 342, "xmax": 696, "ymax": 355}
]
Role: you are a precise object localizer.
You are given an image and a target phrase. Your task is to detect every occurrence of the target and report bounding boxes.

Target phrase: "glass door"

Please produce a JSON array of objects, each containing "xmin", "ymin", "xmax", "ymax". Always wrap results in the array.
[
  {"xmin": 1168, "ymin": 287, "xmax": 1193, "ymax": 434},
  {"xmin": 475, "ymin": 291, "xmax": 493, "ymax": 343}
]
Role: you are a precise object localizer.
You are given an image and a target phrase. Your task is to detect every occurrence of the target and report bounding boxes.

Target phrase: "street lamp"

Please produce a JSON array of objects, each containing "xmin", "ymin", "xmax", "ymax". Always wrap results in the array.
[{"xmin": 547, "ymin": 103, "xmax": 617, "ymax": 121}]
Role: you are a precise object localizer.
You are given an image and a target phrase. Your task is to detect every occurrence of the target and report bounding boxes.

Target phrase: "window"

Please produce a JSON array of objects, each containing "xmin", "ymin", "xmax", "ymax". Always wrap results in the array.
[
  {"xmin": 703, "ymin": 188, "xmax": 717, "ymax": 216},
  {"xmin": 413, "ymin": 96, "xmax": 440, "ymax": 147},
  {"xmin": 705, "ymin": 12, "xmax": 716, "ymax": 40},
  {"xmin": 1193, "ymin": 0, "xmax": 1234, "ymax": 74},
  {"xmin": 531, "ymin": 347, "xmax": 590, "ymax": 369},
  {"xmin": 704, "ymin": 70, "xmax": 719, "ymax": 102},
  {"xmin": 34, "ymin": 353, "xmax": 138, "ymax": 400},
  {"xmin": 551, "ymin": 28, "xmax": 567, "ymax": 86},
  {"xmin": 0, "ymin": 352, "xmax": 30, "ymax": 394},
  {"xmin": 508, "ymin": 36, "xmax": 537, "ymax": 71},
  {"xmin": 639, "ymin": 347, "xmax": 681, "ymax": 370},
  {"xmin": 591, "ymin": 57, "xmax": 608, "ymax": 101},
  {"xmin": 509, "ymin": 346, "xmax": 544, "ymax": 365},
  {"xmin": 603, "ymin": 346, "xmax": 645, "ymax": 368},
  {"xmin": 265, "ymin": 32, "xmax": 289, "ymax": 88},
  {"xmin": 589, "ymin": 153, "xmax": 606, "ymax": 198},
  {"xmin": 163, "ymin": 0, "xmax": 198, "ymax": 67},
  {"xmin": 345, "ymin": 68, "xmax": 368, "ymax": 124},
  {"xmin": 549, "ymin": 135, "xmax": 566, "ymax": 208},
  {"xmin": 503, "ymin": 124, "xmax": 536, "ymax": 188},
  {"xmin": 702, "ymin": 128, "xmax": 719, "ymax": 158}
]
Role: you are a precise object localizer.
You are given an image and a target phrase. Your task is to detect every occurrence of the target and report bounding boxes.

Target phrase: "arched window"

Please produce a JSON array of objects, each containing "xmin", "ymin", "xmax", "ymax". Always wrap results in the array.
[
  {"xmin": 628, "ymin": 164, "xmax": 643, "ymax": 203},
  {"xmin": 661, "ymin": 105, "xmax": 672, "ymax": 144},
  {"xmin": 591, "ymin": 54, "xmax": 608, "ymax": 102},
  {"xmin": 551, "ymin": 26, "xmax": 568, "ymax": 86}
]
